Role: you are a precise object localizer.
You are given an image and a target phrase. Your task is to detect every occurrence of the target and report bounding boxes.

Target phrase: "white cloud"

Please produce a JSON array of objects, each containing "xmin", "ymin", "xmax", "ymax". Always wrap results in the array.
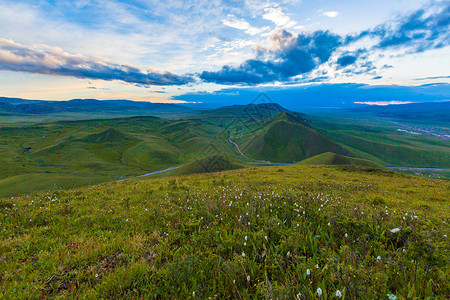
[
  {"xmin": 262, "ymin": 6, "xmax": 297, "ymax": 28},
  {"xmin": 222, "ymin": 15, "xmax": 270, "ymax": 35},
  {"xmin": 321, "ymin": 11, "xmax": 340, "ymax": 18}
]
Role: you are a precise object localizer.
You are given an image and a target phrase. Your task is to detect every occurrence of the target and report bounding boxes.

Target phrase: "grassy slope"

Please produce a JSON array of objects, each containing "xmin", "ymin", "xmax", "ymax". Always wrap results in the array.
[
  {"xmin": 0, "ymin": 173, "xmax": 111, "ymax": 198},
  {"xmin": 296, "ymin": 152, "xmax": 386, "ymax": 169},
  {"xmin": 170, "ymin": 155, "xmax": 247, "ymax": 175},
  {"xmin": 0, "ymin": 165, "xmax": 448, "ymax": 299},
  {"xmin": 241, "ymin": 113, "xmax": 348, "ymax": 163}
]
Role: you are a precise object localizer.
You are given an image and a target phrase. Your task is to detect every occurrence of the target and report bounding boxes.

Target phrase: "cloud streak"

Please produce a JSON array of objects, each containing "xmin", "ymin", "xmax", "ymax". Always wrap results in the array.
[{"xmin": 0, "ymin": 38, "xmax": 193, "ymax": 86}]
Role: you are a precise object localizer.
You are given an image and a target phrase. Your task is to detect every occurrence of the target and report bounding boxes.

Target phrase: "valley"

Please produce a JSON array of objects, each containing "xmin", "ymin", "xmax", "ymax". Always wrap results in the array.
[{"xmin": 0, "ymin": 101, "xmax": 449, "ymax": 198}]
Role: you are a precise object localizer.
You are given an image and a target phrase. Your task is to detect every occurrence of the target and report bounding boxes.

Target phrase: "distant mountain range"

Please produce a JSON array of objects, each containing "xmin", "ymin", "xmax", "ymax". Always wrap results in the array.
[
  {"xmin": 0, "ymin": 97, "xmax": 192, "ymax": 115},
  {"xmin": 349, "ymin": 101, "xmax": 450, "ymax": 123}
]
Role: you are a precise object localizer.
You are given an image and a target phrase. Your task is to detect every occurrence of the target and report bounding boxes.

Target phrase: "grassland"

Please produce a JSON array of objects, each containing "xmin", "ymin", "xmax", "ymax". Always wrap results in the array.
[
  {"xmin": 296, "ymin": 152, "xmax": 386, "ymax": 169},
  {"xmin": 1, "ymin": 103, "xmax": 449, "ymax": 198},
  {"xmin": 0, "ymin": 164, "xmax": 448, "ymax": 299}
]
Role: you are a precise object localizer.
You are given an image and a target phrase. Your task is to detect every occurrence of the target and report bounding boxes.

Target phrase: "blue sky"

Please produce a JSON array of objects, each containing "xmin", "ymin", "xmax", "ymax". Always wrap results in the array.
[{"xmin": 0, "ymin": 0, "xmax": 448, "ymax": 106}]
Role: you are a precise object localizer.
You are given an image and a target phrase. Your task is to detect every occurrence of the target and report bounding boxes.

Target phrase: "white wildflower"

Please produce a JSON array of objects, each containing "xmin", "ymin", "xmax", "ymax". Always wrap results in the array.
[
  {"xmin": 306, "ymin": 269, "xmax": 310, "ymax": 276},
  {"xmin": 242, "ymin": 252, "xmax": 245, "ymax": 258},
  {"xmin": 317, "ymin": 287, "xmax": 322, "ymax": 296},
  {"xmin": 336, "ymin": 290, "xmax": 342, "ymax": 298},
  {"xmin": 390, "ymin": 228, "xmax": 400, "ymax": 233},
  {"xmin": 247, "ymin": 275, "xmax": 250, "ymax": 282},
  {"xmin": 377, "ymin": 256, "xmax": 381, "ymax": 261}
]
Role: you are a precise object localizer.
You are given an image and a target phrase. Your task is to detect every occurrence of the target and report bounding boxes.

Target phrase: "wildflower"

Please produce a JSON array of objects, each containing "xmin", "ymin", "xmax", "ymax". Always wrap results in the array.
[
  {"xmin": 315, "ymin": 264, "xmax": 319, "ymax": 269},
  {"xmin": 390, "ymin": 228, "xmax": 400, "ymax": 233},
  {"xmin": 247, "ymin": 275, "xmax": 250, "ymax": 282},
  {"xmin": 244, "ymin": 235, "xmax": 248, "ymax": 241},
  {"xmin": 345, "ymin": 233, "xmax": 348, "ymax": 238},
  {"xmin": 306, "ymin": 269, "xmax": 310, "ymax": 275},
  {"xmin": 296, "ymin": 292, "xmax": 302, "ymax": 299},
  {"xmin": 244, "ymin": 242, "xmax": 246, "ymax": 246},
  {"xmin": 242, "ymin": 252, "xmax": 245, "ymax": 258},
  {"xmin": 95, "ymin": 274, "xmax": 98, "ymax": 278},
  {"xmin": 377, "ymin": 256, "xmax": 381, "ymax": 261},
  {"xmin": 336, "ymin": 290, "xmax": 342, "ymax": 298},
  {"xmin": 328, "ymin": 222, "xmax": 330, "ymax": 226},
  {"xmin": 265, "ymin": 236, "xmax": 268, "ymax": 241},
  {"xmin": 192, "ymin": 291, "xmax": 195, "ymax": 297},
  {"xmin": 387, "ymin": 294, "xmax": 397, "ymax": 300},
  {"xmin": 317, "ymin": 288, "xmax": 322, "ymax": 296}
]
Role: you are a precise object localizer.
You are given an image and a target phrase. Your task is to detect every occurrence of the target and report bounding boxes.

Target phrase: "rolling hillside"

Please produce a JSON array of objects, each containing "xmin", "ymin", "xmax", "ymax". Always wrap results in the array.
[
  {"xmin": 296, "ymin": 152, "xmax": 386, "ymax": 169},
  {"xmin": 0, "ymin": 102, "xmax": 449, "ymax": 197},
  {"xmin": 240, "ymin": 112, "xmax": 348, "ymax": 162},
  {"xmin": 170, "ymin": 154, "xmax": 246, "ymax": 175}
]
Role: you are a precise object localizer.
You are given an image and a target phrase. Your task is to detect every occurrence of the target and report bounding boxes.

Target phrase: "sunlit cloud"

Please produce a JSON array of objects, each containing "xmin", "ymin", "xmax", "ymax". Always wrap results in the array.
[{"xmin": 0, "ymin": 38, "xmax": 193, "ymax": 86}]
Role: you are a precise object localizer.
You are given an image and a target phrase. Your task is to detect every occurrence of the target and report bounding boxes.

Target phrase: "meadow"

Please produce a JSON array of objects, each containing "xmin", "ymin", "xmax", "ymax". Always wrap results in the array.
[
  {"xmin": 1, "ymin": 103, "xmax": 448, "ymax": 198},
  {"xmin": 1, "ymin": 164, "xmax": 448, "ymax": 298}
]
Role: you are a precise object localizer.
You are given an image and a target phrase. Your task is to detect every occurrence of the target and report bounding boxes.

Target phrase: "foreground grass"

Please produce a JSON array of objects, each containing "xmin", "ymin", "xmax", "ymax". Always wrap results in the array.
[{"xmin": 0, "ymin": 165, "xmax": 449, "ymax": 299}]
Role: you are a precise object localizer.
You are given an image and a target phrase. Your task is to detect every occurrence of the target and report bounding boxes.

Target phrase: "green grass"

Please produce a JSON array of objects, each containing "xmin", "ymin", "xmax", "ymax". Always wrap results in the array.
[
  {"xmin": 0, "ymin": 173, "xmax": 112, "ymax": 198},
  {"xmin": 0, "ymin": 165, "xmax": 448, "ymax": 299},
  {"xmin": 170, "ymin": 154, "xmax": 247, "ymax": 175},
  {"xmin": 296, "ymin": 152, "xmax": 387, "ymax": 169}
]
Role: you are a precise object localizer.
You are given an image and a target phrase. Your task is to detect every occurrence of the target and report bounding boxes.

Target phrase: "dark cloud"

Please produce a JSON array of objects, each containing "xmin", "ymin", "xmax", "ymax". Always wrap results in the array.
[
  {"xmin": 337, "ymin": 55, "xmax": 357, "ymax": 67},
  {"xmin": 0, "ymin": 38, "xmax": 193, "ymax": 86},
  {"xmin": 348, "ymin": 2, "xmax": 450, "ymax": 52},
  {"xmin": 200, "ymin": 29, "xmax": 341, "ymax": 85}
]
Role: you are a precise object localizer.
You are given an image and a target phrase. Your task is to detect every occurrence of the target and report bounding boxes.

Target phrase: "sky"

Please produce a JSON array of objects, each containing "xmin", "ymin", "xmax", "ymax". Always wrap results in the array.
[{"xmin": 0, "ymin": 0, "xmax": 449, "ymax": 107}]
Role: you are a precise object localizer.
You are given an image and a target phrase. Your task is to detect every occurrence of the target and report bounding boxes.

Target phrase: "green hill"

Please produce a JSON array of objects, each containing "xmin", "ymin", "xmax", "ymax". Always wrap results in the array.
[
  {"xmin": 80, "ymin": 127, "xmax": 140, "ymax": 144},
  {"xmin": 241, "ymin": 112, "xmax": 348, "ymax": 162},
  {"xmin": 172, "ymin": 155, "xmax": 246, "ymax": 175},
  {"xmin": 296, "ymin": 152, "xmax": 386, "ymax": 168},
  {"xmin": 0, "ymin": 102, "xmax": 23, "ymax": 114},
  {"xmin": 1, "ymin": 165, "xmax": 448, "ymax": 299}
]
